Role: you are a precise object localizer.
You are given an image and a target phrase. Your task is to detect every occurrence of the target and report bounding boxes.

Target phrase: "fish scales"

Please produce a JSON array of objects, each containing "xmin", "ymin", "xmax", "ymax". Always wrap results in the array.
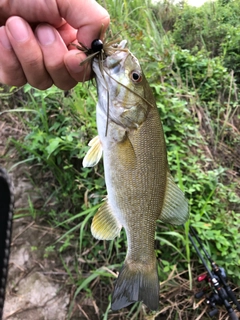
[
  {"xmin": 107, "ymin": 108, "xmax": 167, "ymax": 256},
  {"xmin": 83, "ymin": 40, "xmax": 189, "ymax": 311}
]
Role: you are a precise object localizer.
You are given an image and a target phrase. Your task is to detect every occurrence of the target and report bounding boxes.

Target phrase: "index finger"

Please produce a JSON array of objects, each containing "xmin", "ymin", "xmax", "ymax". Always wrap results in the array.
[{"xmin": 57, "ymin": 0, "xmax": 110, "ymax": 46}]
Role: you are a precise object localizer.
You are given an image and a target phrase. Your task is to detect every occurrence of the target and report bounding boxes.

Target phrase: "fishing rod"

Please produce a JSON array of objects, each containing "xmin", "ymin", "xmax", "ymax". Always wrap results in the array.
[
  {"xmin": 0, "ymin": 168, "xmax": 14, "ymax": 320},
  {"xmin": 189, "ymin": 226, "xmax": 240, "ymax": 319}
]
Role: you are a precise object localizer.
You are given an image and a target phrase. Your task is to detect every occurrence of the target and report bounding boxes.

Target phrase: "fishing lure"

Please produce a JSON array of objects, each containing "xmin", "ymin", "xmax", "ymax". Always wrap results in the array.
[
  {"xmin": 71, "ymin": 38, "xmax": 104, "ymax": 63},
  {"xmin": 73, "ymin": 38, "xmax": 124, "ymax": 64},
  {"xmin": 72, "ymin": 25, "xmax": 126, "ymax": 67}
]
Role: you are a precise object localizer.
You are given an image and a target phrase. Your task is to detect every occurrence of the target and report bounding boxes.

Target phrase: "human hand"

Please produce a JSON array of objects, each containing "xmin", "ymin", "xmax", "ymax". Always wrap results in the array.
[{"xmin": 0, "ymin": 0, "xmax": 110, "ymax": 90}]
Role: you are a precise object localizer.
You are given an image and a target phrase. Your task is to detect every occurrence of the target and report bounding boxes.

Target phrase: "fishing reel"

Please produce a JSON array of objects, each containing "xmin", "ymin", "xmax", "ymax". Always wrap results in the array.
[
  {"xmin": 195, "ymin": 268, "xmax": 238, "ymax": 318},
  {"xmin": 189, "ymin": 227, "xmax": 240, "ymax": 319}
]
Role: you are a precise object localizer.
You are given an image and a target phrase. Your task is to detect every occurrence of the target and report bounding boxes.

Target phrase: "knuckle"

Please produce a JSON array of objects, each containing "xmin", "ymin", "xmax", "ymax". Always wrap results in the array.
[
  {"xmin": 44, "ymin": 62, "xmax": 78, "ymax": 90},
  {"xmin": 0, "ymin": 70, "xmax": 27, "ymax": 87},
  {"xmin": 21, "ymin": 53, "xmax": 53, "ymax": 90},
  {"xmin": 23, "ymin": 52, "xmax": 43, "ymax": 69},
  {"xmin": 46, "ymin": 59, "xmax": 63, "ymax": 71},
  {"xmin": 30, "ymin": 78, "xmax": 53, "ymax": 90}
]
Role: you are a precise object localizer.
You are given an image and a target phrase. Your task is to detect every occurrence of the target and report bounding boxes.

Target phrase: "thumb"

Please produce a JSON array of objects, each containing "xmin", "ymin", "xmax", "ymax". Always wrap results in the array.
[{"xmin": 57, "ymin": 0, "xmax": 110, "ymax": 47}]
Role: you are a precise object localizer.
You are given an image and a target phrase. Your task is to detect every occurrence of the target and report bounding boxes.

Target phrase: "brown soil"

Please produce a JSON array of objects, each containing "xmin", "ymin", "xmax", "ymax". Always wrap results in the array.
[
  {"xmin": 0, "ymin": 93, "xmax": 70, "ymax": 320},
  {"xmin": 3, "ymin": 220, "xmax": 69, "ymax": 320}
]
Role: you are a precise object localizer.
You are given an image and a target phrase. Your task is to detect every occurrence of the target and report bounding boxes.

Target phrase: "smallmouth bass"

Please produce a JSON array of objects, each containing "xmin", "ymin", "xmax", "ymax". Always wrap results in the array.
[{"xmin": 83, "ymin": 40, "xmax": 188, "ymax": 311}]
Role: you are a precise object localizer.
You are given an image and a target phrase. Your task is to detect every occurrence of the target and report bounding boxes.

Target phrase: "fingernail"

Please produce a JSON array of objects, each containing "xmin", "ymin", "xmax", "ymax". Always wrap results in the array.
[
  {"xmin": 7, "ymin": 17, "xmax": 29, "ymax": 42},
  {"xmin": 0, "ymin": 27, "xmax": 12, "ymax": 49},
  {"xmin": 35, "ymin": 25, "xmax": 56, "ymax": 45}
]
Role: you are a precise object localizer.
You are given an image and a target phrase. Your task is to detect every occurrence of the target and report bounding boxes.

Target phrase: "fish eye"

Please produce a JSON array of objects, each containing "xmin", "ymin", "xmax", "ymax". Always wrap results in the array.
[
  {"xmin": 91, "ymin": 39, "xmax": 103, "ymax": 53},
  {"xmin": 130, "ymin": 71, "xmax": 142, "ymax": 83}
]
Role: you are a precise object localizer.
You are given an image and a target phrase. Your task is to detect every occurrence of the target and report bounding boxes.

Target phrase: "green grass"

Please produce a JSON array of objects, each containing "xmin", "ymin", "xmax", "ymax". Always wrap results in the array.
[{"xmin": 2, "ymin": 0, "xmax": 240, "ymax": 318}]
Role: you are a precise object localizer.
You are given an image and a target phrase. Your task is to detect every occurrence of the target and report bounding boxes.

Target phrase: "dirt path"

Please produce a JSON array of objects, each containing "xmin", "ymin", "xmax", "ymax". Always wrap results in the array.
[
  {"xmin": 0, "ymin": 163, "xmax": 71, "ymax": 320},
  {"xmin": 3, "ymin": 219, "xmax": 70, "ymax": 320},
  {"xmin": 1, "ymin": 105, "xmax": 71, "ymax": 320}
]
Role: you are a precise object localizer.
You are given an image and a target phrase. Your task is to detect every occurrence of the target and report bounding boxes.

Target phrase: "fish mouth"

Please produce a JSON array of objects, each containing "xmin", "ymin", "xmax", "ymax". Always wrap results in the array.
[{"xmin": 92, "ymin": 40, "xmax": 129, "ymax": 77}]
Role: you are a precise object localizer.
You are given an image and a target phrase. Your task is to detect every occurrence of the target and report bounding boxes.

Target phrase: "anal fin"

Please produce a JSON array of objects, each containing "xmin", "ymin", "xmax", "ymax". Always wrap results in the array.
[
  {"xmin": 91, "ymin": 200, "xmax": 122, "ymax": 240},
  {"xmin": 159, "ymin": 172, "xmax": 189, "ymax": 225},
  {"xmin": 82, "ymin": 135, "xmax": 102, "ymax": 167}
]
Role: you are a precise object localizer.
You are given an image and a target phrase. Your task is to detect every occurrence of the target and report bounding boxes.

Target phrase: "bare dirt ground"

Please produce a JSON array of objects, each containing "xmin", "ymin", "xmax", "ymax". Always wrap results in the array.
[
  {"xmin": 3, "ymin": 219, "xmax": 69, "ymax": 320},
  {"xmin": 0, "ymin": 97, "xmax": 71, "ymax": 320}
]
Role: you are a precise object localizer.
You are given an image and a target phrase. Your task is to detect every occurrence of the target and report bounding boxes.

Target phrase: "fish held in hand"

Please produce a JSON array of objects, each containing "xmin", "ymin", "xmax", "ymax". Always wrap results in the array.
[{"xmin": 83, "ymin": 40, "xmax": 189, "ymax": 311}]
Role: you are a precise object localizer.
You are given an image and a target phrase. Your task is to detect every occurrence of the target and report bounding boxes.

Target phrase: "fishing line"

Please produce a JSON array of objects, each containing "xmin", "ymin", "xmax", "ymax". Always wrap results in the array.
[
  {"xmin": 103, "ymin": 66, "xmax": 155, "ymax": 111},
  {"xmin": 96, "ymin": 53, "xmax": 111, "ymax": 137},
  {"xmin": 74, "ymin": 33, "xmax": 129, "ymax": 137}
]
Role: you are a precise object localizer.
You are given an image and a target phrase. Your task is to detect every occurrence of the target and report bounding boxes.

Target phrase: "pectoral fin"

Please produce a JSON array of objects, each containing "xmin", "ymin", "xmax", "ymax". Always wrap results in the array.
[
  {"xmin": 117, "ymin": 135, "xmax": 137, "ymax": 169},
  {"xmin": 82, "ymin": 136, "xmax": 102, "ymax": 167},
  {"xmin": 159, "ymin": 172, "xmax": 189, "ymax": 225},
  {"xmin": 91, "ymin": 200, "xmax": 122, "ymax": 240}
]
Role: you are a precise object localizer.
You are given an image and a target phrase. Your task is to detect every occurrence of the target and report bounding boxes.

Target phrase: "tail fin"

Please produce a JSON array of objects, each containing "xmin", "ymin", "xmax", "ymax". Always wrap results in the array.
[{"xmin": 111, "ymin": 261, "xmax": 159, "ymax": 311}]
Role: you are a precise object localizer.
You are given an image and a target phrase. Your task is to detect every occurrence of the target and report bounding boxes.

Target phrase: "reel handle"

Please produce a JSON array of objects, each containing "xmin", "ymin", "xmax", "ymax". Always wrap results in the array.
[
  {"xmin": 209, "ymin": 308, "xmax": 218, "ymax": 317},
  {"xmin": 226, "ymin": 287, "xmax": 240, "ymax": 311},
  {"xmin": 228, "ymin": 310, "xmax": 239, "ymax": 320},
  {"xmin": 195, "ymin": 291, "xmax": 205, "ymax": 299}
]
